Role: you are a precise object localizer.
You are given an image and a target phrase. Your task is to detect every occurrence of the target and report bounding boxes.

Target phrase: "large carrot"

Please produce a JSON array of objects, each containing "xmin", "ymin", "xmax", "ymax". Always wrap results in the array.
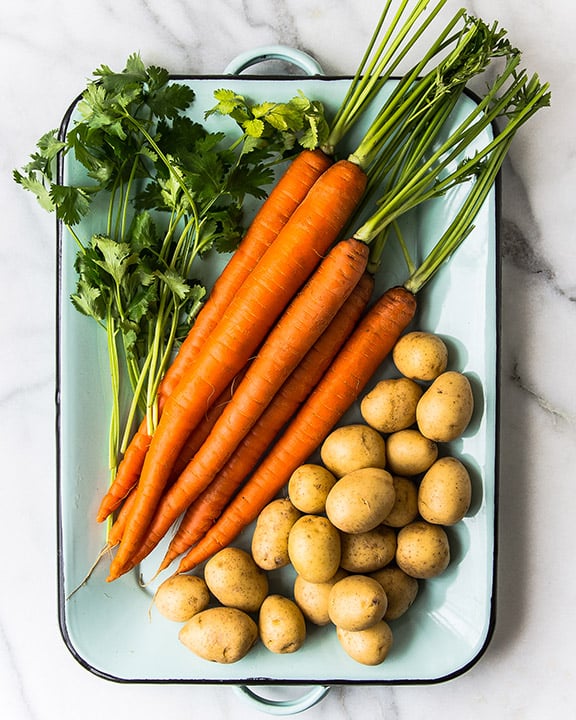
[
  {"xmin": 175, "ymin": 285, "xmax": 417, "ymax": 573},
  {"xmin": 155, "ymin": 273, "xmax": 375, "ymax": 573},
  {"xmin": 118, "ymin": 252, "xmax": 373, "ymax": 577},
  {"xmin": 107, "ymin": 159, "xmax": 368, "ymax": 581},
  {"xmin": 95, "ymin": 149, "xmax": 333, "ymax": 523}
]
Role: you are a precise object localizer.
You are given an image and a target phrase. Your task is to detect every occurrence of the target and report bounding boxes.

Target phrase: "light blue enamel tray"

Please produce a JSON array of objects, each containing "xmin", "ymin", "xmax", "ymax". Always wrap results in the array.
[{"xmin": 56, "ymin": 47, "xmax": 498, "ymax": 714}]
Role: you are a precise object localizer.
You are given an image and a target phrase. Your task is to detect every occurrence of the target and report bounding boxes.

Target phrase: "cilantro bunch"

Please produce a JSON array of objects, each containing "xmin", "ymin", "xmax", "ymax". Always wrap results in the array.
[{"xmin": 15, "ymin": 53, "xmax": 328, "ymax": 478}]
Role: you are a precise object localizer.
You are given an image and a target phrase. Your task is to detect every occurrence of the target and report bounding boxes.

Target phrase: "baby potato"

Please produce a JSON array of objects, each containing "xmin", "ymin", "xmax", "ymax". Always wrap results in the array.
[
  {"xmin": 328, "ymin": 575, "xmax": 388, "ymax": 631},
  {"xmin": 396, "ymin": 521, "xmax": 450, "ymax": 579},
  {"xmin": 204, "ymin": 547, "xmax": 268, "ymax": 612},
  {"xmin": 288, "ymin": 515, "xmax": 341, "ymax": 583},
  {"xmin": 320, "ymin": 424, "xmax": 386, "ymax": 477},
  {"xmin": 339, "ymin": 525, "xmax": 397, "ymax": 573},
  {"xmin": 383, "ymin": 475, "xmax": 419, "ymax": 528},
  {"xmin": 392, "ymin": 331, "xmax": 448, "ymax": 381},
  {"xmin": 370, "ymin": 565, "xmax": 419, "ymax": 620},
  {"xmin": 385, "ymin": 428, "xmax": 438, "ymax": 476},
  {"xmin": 179, "ymin": 607, "xmax": 258, "ymax": 664},
  {"xmin": 288, "ymin": 463, "xmax": 337, "ymax": 514},
  {"xmin": 325, "ymin": 467, "xmax": 396, "ymax": 534},
  {"xmin": 153, "ymin": 574, "xmax": 210, "ymax": 623},
  {"xmin": 258, "ymin": 595, "xmax": 306, "ymax": 654},
  {"xmin": 418, "ymin": 456, "xmax": 472, "ymax": 525},
  {"xmin": 336, "ymin": 620, "xmax": 393, "ymax": 666},
  {"xmin": 360, "ymin": 377, "xmax": 423, "ymax": 433},
  {"xmin": 293, "ymin": 568, "xmax": 348, "ymax": 626},
  {"xmin": 251, "ymin": 497, "xmax": 302, "ymax": 570},
  {"xmin": 416, "ymin": 371, "xmax": 474, "ymax": 442}
]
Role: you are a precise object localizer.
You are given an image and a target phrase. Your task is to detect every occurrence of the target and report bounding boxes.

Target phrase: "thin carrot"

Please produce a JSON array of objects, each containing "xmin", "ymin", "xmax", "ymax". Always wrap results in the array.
[
  {"xmin": 107, "ymin": 159, "xmax": 368, "ymax": 581},
  {"xmin": 95, "ymin": 149, "xmax": 332, "ymax": 523},
  {"xmin": 117, "ymin": 241, "xmax": 371, "ymax": 576},
  {"xmin": 175, "ymin": 285, "xmax": 417, "ymax": 573},
  {"xmin": 155, "ymin": 272, "xmax": 375, "ymax": 573}
]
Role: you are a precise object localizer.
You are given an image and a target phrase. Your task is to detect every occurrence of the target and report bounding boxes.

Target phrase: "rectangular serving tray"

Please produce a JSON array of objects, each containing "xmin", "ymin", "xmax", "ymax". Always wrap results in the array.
[{"xmin": 56, "ymin": 71, "xmax": 499, "ymax": 687}]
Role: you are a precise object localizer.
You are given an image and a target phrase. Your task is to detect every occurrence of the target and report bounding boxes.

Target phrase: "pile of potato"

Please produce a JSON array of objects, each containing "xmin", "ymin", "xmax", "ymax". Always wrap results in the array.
[{"xmin": 153, "ymin": 331, "xmax": 475, "ymax": 666}]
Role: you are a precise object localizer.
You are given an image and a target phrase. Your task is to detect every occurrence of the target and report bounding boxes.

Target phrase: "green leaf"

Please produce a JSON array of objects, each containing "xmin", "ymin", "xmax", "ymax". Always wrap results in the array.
[
  {"xmin": 70, "ymin": 280, "xmax": 105, "ymax": 320},
  {"xmin": 92, "ymin": 235, "xmax": 134, "ymax": 286},
  {"xmin": 50, "ymin": 184, "xmax": 93, "ymax": 225}
]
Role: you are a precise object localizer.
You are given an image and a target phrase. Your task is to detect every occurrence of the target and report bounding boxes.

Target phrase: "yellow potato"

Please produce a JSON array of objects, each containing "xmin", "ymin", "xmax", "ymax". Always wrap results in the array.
[
  {"xmin": 383, "ymin": 475, "xmax": 419, "ymax": 528},
  {"xmin": 320, "ymin": 424, "xmax": 386, "ymax": 477},
  {"xmin": 179, "ymin": 607, "xmax": 258, "ymax": 664},
  {"xmin": 328, "ymin": 575, "xmax": 388, "ymax": 631},
  {"xmin": 288, "ymin": 515, "xmax": 341, "ymax": 583},
  {"xmin": 360, "ymin": 377, "xmax": 423, "ymax": 433},
  {"xmin": 385, "ymin": 429, "xmax": 438, "ymax": 476},
  {"xmin": 293, "ymin": 568, "xmax": 348, "ymax": 626},
  {"xmin": 370, "ymin": 565, "xmax": 419, "ymax": 620},
  {"xmin": 339, "ymin": 525, "xmax": 397, "ymax": 573},
  {"xmin": 325, "ymin": 467, "xmax": 396, "ymax": 534},
  {"xmin": 153, "ymin": 574, "xmax": 210, "ymax": 623},
  {"xmin": 336, "ymin": 620, "xmax": 394, "ymax": 666},
  {"xmin": 418, "ymin": 456, "xmax": 472, "ymax": 525},
  {"xmin": 396, "ymin": 521, "xmax": 450, "ymax": 579},
  {"xmin": 251, "ymin": 497, "xmax": 302, "ymax": 570},
  {"xmin": 416, "ymin": 371, "xmax": 474, "ymax": 442},
  {"xmin": 392, "ymin": 331, "xmax": 448, "ymax": 381},
  {"xmin": 258, "ymin": 595, "xmax": 307, "ymax": 654},
  {"xmin": 204, "ymin": 547, "xmax": 269, "ymax": 612},
  {"xmin": 288, "ymin": 463, "xmax": 337, "ymax": 514}
]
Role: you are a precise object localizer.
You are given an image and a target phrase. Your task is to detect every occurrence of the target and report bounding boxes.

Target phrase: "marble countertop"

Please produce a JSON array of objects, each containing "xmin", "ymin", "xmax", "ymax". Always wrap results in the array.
[{"xmin": 2, "ymin": 1, "xmax": 574, "ymax": 718}]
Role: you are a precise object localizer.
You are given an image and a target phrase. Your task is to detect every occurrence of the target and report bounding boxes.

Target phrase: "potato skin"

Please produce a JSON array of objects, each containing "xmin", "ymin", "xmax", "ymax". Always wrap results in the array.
[
  {"xmin": 383, "ymin": 475, "xmax": 419, "ymax": 528},
  {"xmin": 288, "ymin": 463, "xmax": 337, "ymax": 514},
  {"xmin": 392, "ymin": 331, "xmax": 448, "ymax": 381},
  {"xmin": 328, "ymin": 575, "xmax": 388, "ymax": 631},
  {"xmin": 325, "ymin": 467, "xmax": 396, "ymax": 534},
  {"xmin": 370, "ymin": 565, "xmax": 419, "ymax": 620},
  {"xmin": 385, "ymin": 428, "xmax": 438, "ymax": 476},
  {"xmin": 416, "ymin": 371, "xmax": 474, "ymax": 442},
  {"xmin": 360, "ymin": 377, "xmax": 423, "ymax": 434},
  {"xmin": 288, "ymin": 515, "xmax": 341, "ymax": 583},
  {"xmin": 336, "ymin": 620, "xmax": 394, "ymax": 665},
  {"xmin": 418, "ymin": 456, "xmax": 472, "ymax": 525},
  {"xmin": 204, "ymin": 547, "xmax": 269, "ymax": 612},
  {"xmin": 153, "ymin": 574, "xmax": 210, "ymax": 623},
  {"xmin": 339, "ymin": 525, "xmax": 397, "ymax": 573},
  {"xmin": 293, "ymin": 568, "xmax": 348, "ymax": 626},
  {"xmin": 259, "ymin": 595, "xmax": 306, "ymax": 654},
  {"xmin": 396, "ymin": 521, "xmax": 450, "ymax": 579},
  {"xmin": 179, "ymin": 607, "xmax": 258, "ymax": 664},
  {"xmin": 320, "ymin": 424, "xmax": 386, "ymax": 477},
  {"xmin": 251, "ymin": 498, "xmax": 302, "ymax": 570}
]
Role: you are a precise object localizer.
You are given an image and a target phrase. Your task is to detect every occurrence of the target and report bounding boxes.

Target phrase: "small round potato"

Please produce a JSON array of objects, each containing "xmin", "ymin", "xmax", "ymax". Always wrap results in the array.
[
  {"xmin": 416, "ymin": 371, "xmax": 474, "ymax": 442},
  {"xmin": 293, "ymin": 568, "xmax": 348, "ymax": 626},
  {"xmin": 328, "ymin": 575, "xmax": 388, "ymax": 631},
  {"xmin": 320, "ymin": 424, "xmax": 386, "ymax": 477},
  {"xmin": 251, "ymin": 497, "xmax": 302, "ymax": 570},
  {"xmin": 259, "ymin": 595, "xmax": 307, "ymax": 654},
  {"xmin": 288, "ymin": 515, "xmax": 341, "ymax": 583},
  {"xmin": 385, "ymin": 429, "xmax": 438, "ymax": 476},
  {"xmin": 339, "ymin": 525, "xmax": 397, "ymax": 573},
  {"xmin": 204, "ymin": 547, "xmax": 269, "ymax": 612},
  {"xmin": 179, "ymin": 607, "xmax": 258, "ymax": 664},
  {"xmin": 370, "ymin": 565, "xmax": 419, "ymax": 620},
  {"xmin": 288, "ymin": 463, "xmax": 338, "ymax": 514},
  {"xmin": 392, "ymin": 331, "xmax": 448, "ymax": 381},
  {"xmin": 360, "ymin": 377, "xmax": 423, "ymax": 434},
  {"xmin": 383, "ymin": 475, "xmax": 419, "ymax": 528},
  {"xmin": 396, "ymin": 521, "xmax": 450, "ymax": 579},
  {"xmin": 336, "ymin": 620, "xmax": 394, "ymax": 666},
  {"xmin": 418, "ymin": 456, "xmax": 472, "ymax": 525},
  {"xmin": 325, "ymin": 467, "xmax": 396, "ymax": 534},
  {"xmin": 153, "ymin": 574, "xmax": 210, "ymax": 623}
]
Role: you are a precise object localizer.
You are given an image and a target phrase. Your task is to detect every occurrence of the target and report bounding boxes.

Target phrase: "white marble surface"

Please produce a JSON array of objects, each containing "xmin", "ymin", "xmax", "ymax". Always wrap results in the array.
[{"xmin": 2, "ymin": 0, "xmax": 574, "ymax": 718}]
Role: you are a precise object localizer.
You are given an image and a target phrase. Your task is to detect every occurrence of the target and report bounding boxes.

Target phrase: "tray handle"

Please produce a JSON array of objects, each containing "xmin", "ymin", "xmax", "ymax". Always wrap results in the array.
[
  {"xmin": 234, "ymin": 684, "xmax": 330, "ymax": 715},
  {"xmin": 223, "ymin": 45, "xmax": 324, "ymax": 76}
]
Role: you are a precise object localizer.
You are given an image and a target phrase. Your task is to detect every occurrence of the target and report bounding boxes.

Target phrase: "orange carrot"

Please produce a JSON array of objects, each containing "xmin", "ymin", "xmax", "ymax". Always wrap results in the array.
[
  {"xmin": 96, "ymin": 149, "xmax": 332, "ymax": 524},
  {"xmin": 115, "ymin": 238, "xmax": 370, "ymax": 575},
  {"xmin": 107, "ymin": 159, "xmax": 368, "ymax": 581},
  {"xmin": 175, "ymin": 285, "xmax": 417, "ymax": 573},
  {"xmin": 156, "ymin": 272, "xmax": 375, "ymax": 572}
]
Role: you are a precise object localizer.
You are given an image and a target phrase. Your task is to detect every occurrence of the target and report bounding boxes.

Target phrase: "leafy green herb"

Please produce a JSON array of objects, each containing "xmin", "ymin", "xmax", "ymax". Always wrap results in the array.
[{"xmin": 14, "ymin": 52, "xmax": 328, "ymax": 479}]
